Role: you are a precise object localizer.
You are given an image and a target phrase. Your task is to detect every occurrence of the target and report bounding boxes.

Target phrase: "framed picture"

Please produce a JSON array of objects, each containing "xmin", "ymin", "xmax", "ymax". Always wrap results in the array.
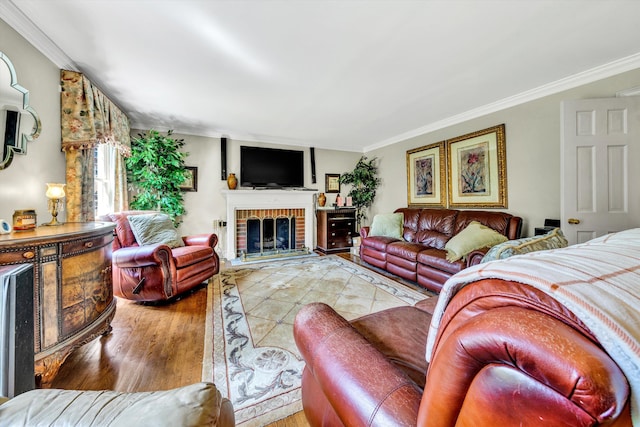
[
  {"xmin": 446, "ymin": 124, "xmax": 507, "ymax": 208},
  {"xmin": 180, "ymin": 166, "xmax": 198, "ymax": 192},
  {"xmin": 325, "ymin": 173, "xmax": 341, "ymax": 193},
  {"xmin": 406, "ymin": 141, "xmax": 446, "ymax": 207}
]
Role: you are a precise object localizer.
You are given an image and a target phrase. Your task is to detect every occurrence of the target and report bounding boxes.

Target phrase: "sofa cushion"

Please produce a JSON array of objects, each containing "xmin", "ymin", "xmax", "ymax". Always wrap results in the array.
[
  {"xmin": 444, "ymin": 221, "xmax": 508, "ymax": 262},
  {"xmin": 394, "ymin": 208, "xmax": 422, "ymax": 241},
  {"xmin": 0, "ymin": 382, "xmax": 228, "ymax": 427},
  {"xmin": 413, "ymin": 209, "xmax": 457, "ymax": 249},
  {"xmin": 417, "ymin": 248, "xmax": 466, "ymax": 274},
  {"xmin": 128, "ymin": 213, "xmax": 185, "ymax": 248},
  {"xmin": 361, "ymin": 235, "xmax": 399, "ymax": 251},
  {"xmin": 106, "ymin": 212, "xmax": 140, "ymax": 248},
  {"xmin": 453, "ymin": 210, "xmax": 513, "ymax": 236},
  {"xmin": 481, "ymin": 228, "xmax": 568, "ymax": 263},
  {"xmin": 369, "ymin": 213, "xmax": 404, "ymax": 239},
  {"xmin": 387, "ymin": 241, "xmax": 425, "ymax": 262}
]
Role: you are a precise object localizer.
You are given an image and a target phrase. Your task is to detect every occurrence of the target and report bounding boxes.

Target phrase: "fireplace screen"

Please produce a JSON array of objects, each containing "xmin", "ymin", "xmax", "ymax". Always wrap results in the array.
[
  {"xmin": 246, "ymin": 217, "xmax": 296, "ymax": 254},
  {"xmin": 235, "ymin": 208, "xmax": 307, "ymax": 260}
]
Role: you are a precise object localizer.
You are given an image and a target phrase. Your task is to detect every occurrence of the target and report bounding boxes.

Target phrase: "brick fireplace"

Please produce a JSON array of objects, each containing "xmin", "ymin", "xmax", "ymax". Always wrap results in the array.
[
  {"xmin": 223, "ymin": 190, "xmax": 317, "ymax": 260},
  {"xmin": 235, "ymin": 208, "xmax": 305, "ymax": 258}
]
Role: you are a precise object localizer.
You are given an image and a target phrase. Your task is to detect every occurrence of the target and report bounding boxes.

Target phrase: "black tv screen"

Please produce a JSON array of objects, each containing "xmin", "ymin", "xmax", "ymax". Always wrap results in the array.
[{"xmin": 240, "ymin": 146, "xmax": 304, "ymax": 188}]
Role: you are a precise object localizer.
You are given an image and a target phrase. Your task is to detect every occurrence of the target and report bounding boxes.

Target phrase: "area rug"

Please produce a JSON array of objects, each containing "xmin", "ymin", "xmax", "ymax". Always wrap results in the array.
[{"xmin": 202, "ymin": 255, "xmax": 430, "ymax": 426}]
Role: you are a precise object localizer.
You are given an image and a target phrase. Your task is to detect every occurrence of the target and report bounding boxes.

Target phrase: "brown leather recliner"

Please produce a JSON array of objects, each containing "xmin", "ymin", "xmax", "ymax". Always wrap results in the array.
[
  {"xmin": 294, "ymin": 279, "xmax": 631, "ymax": 426},
  {"xmin": 100, "ymin": 211, "xmax": 220, "ymax": 302}
]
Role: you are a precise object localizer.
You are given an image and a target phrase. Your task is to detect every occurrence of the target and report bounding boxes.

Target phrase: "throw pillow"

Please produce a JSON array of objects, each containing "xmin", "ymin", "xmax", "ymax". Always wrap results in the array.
[
  {"xmin": 127, "ymin": 213, "xmax": 184, "ymax": 248},
  {"xmin": 444, "ymin": 221, "xmax": 508, "ymax": 262},
  {"xmin": 481, "ymin": 227, "xmax": 568, "ymax": 263},
  {"xmin": 369, "ymin": 213, "xmax": 404, "ymax": 239}
]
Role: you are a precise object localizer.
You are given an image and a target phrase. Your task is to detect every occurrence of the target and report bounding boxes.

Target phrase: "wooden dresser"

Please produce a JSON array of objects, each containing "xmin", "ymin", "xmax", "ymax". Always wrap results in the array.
[
  {"xmin": 316, "ymin": 208, "xmax": 356, "ymax": 253},
  {"xmin": 0, "ymin": 222, "xmax": 116, "ymax": 386}
]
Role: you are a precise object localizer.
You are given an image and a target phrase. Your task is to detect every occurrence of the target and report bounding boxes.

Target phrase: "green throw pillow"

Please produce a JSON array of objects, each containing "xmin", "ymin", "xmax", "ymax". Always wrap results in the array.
[
  {"xmin": 369, "ymin": 213, "xmax": 404, "ymax": 239},
  {"xmin": 444, "ymin": 221, "xmax": 508, "ymax": 262},
  {"xmin": 127, "ymin": 213, "xmax": 184, "ymax": 248},
  {"xmin": 481, "ymin": 227, "xmax": 568, "ymax": 263}
]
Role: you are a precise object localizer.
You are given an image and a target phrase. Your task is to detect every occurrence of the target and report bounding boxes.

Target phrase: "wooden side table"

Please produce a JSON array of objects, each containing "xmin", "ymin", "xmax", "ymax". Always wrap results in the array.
[{"xmin": 316, "ymin": 208, "xmax": 356, "ymax": 253}]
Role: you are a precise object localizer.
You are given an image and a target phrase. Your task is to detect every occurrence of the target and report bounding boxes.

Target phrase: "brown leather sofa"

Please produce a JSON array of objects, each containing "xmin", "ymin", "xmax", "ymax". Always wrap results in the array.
[
  {"xmin": 100, "ymin": 211, "xmax": 220, "ymax": 302},
  {"xmin": 294, "ymin": 278, "xmax": 631, "ymax": 426},
  {"xmin": 360, "ymin": 208, "xmax": 522, "ymax": 292}
]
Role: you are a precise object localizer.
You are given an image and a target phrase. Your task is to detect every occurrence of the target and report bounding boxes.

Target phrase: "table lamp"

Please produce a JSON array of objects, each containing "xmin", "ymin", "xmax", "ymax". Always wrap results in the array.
[{"xmin": 45, "ymin": 183, "xmax": 66, "ymax": 226}]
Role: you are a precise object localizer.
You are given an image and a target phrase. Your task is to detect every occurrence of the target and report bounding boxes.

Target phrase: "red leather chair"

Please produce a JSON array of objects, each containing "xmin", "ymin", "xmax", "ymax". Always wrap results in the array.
[
  {"xmin": 100, "ymin": 211, "xmax": 219, "ymax": 302},
  {"xmin": 294, "ymin": 281, "xmax": 631, "ymax": 426}
]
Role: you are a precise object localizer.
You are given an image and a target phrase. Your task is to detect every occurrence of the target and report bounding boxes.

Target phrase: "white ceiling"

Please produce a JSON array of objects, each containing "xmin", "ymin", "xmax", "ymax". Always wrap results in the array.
[{"xmin": 3, "ymin": 0, "xmax": 640, "ymax": 152}]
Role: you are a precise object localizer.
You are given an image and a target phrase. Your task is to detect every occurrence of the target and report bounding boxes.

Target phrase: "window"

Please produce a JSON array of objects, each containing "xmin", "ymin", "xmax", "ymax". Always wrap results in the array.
[{"xmin": 94, "ymin": 144, "xmax": 116, "ymax": 217}]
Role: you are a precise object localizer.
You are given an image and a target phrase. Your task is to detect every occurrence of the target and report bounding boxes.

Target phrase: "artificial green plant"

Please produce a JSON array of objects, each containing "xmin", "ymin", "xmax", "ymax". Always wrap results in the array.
[
  {"xmin": 340, "ymin": 156, "xmax": 381, "ymax": 230},
  {"xmin": 126, "ymin": 130, "xmax": 187, "ymax": 226}
]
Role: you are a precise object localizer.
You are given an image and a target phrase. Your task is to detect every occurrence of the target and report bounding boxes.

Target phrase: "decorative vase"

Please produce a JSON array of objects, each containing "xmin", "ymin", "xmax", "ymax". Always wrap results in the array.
[
  {"xmin": 318, "ymin": 192, "xmax": 326, "ymax": 207},
  {"xmin": 227, "ymin": 173, "xmax": 238, "ymax": 190}
]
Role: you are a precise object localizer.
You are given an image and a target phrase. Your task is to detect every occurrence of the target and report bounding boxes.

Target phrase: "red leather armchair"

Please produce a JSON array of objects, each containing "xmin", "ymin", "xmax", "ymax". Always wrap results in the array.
[
  {"xmin": 100, "ymin": 211, "xmax": 220, "ymax": 302},
  {"xmin": 294, "ymin": 279, "xmax": 631, "ymax": 426}
]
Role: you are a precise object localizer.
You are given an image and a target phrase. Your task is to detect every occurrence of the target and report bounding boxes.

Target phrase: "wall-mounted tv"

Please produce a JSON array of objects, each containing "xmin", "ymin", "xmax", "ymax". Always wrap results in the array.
[{"xmin": 240, "ymin": 146, "xmax": 304, "ymax": 188}]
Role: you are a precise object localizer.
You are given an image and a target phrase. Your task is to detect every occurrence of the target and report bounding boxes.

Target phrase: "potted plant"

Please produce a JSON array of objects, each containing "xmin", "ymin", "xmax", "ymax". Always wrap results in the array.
[
  {"xmin": 340, "ymin": 156, "xmax": 381, "ymax": 231},
  {"xmin": 126, "ymin": 130, "xmax": 188, "ymax": 226}
]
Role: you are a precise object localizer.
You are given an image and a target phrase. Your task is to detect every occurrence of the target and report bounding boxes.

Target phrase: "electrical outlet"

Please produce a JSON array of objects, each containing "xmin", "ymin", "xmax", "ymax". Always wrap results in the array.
[{"xmin": 213, "ymin": 220, "xmax": 227, "ymax": 228}]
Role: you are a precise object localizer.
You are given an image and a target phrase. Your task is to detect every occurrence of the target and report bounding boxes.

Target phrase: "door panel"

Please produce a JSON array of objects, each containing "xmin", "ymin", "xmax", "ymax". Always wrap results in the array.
[{"xmin": 561, "ymin": 96, "xmax": 640, "ymax": 245}]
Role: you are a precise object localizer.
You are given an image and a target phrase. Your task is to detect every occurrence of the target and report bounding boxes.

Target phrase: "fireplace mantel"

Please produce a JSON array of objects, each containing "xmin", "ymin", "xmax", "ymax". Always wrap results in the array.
[{"xmin": 222, "ymin": 189, "xmax": 317, "ymax": 260}]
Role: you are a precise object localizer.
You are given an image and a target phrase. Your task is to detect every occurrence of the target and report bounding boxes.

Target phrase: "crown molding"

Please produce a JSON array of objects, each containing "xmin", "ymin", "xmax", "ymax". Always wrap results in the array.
[
  {"xmin": 364, "ymin": 52, "xmax": 640, "ymax": 153},
  {"xmin": 617, "ymin": 85, "xmax": 640, "ymax": 97},
  {"xmin": 0, "ymin": 0, "xmax": 77, "ymax": 70}
]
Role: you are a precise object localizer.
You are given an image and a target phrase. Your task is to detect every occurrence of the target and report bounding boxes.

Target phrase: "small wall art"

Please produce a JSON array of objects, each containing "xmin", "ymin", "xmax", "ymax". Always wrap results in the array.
[
  {"xmin": 325, "ymin": 173, "xmax": 341, "ymax": 193},
  {"xmin": 180, "ymin": 166, "xmax": 198, "ymax": 192}
]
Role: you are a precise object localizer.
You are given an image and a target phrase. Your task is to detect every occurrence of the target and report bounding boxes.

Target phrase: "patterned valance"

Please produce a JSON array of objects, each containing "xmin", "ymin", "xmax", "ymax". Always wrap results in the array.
[{"xmin": 60, "ymin": 70, "xmax": 131, "ymax": 156}]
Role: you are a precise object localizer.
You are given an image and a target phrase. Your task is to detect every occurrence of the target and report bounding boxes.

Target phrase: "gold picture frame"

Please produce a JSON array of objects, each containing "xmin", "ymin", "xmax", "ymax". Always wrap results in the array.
[
  {"xmin": 406, "ymin": 141, "xmax": 446, "ymax": 207},
  {"xmin": 325, "ymin": 173, "xmax": 341, "ymax": 193},
  {"xmin": 446, "ymin": 124, "xmax": 507, "ymax": 208},
  {"xmin": 180, "ymin": 166, "xmax": 198, "ymax": 192}
]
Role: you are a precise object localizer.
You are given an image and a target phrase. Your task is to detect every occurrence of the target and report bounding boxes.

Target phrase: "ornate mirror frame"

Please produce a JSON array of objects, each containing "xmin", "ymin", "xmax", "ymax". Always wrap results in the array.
[{"xmin": 0, "ymin": 51, "xmax": 42, "ymax": 170}]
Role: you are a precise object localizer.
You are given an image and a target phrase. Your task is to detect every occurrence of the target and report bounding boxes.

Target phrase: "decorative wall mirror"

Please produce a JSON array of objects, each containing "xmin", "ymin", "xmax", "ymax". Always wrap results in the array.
[{"xmin": 0, "ymin": 51, "xmax": 41, "ymax": 170}]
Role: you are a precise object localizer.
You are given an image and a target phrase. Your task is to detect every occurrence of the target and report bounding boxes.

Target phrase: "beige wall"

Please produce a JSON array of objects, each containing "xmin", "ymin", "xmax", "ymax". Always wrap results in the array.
[
  {"xmin": 0, "ymin": 19, "xmax": 65, "ymax": 225},
  {"xmin": 366, "ymin": 68, "xmax": 640, "ymax": 237},
  {"xmin": 165, "ymin": 133, "xmax": 361, "ymax": 238}
]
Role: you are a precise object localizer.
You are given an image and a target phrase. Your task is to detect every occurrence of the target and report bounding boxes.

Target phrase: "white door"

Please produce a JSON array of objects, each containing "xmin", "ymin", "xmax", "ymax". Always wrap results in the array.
[{"xmin": 561, "ymin": 96, "xmax": 640, "ymax": 245}]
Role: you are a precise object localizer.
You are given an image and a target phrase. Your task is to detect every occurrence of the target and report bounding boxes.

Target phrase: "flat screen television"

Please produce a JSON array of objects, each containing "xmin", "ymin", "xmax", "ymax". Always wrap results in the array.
[{"xmin": 240, "ymin": 146, "xmax": 304, "ymax": 188}]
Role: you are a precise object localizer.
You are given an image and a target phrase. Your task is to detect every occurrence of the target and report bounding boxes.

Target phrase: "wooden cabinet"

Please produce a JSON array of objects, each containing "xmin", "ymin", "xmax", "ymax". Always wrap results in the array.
[
  {"xmin": 316, "ymin": 208, "xmax": 356, "ymax": 253},
  {"xmin": 0, "ymin": 222, "xmax": 116, "ymax": 386}
]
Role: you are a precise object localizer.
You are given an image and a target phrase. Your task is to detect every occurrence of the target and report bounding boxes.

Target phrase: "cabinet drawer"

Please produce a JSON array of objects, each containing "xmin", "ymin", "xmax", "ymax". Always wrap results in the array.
[
  {"xmin": 327, "ymin": 236, "xmax": 352, "ymax": 249},
  {"xmin": 328, "ymin": 218, "xmax": 354, "ymax": 230},
  {"xmin": 328, "ymin": 229, "xmax": 353, "ymax": 240},
  {"xmin": 61, "ymin": 234, "xmax": 111, "ymax": 255},
  {"xmin": 0, "ymin": 246, "xmax": 38, "ymax": 264}
]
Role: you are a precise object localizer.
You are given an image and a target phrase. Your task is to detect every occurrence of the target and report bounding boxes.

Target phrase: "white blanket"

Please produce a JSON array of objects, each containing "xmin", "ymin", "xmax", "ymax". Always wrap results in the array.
[{"xmin": 426, "ymin": 228, "xmax": 640, "ymax": 425}]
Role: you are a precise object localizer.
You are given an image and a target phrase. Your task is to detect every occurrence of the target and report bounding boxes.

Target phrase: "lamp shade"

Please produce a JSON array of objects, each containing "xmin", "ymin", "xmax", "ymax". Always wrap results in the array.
[{"xmin": 45, "ymin": 183, "xmax": 66, "ymax": 199}]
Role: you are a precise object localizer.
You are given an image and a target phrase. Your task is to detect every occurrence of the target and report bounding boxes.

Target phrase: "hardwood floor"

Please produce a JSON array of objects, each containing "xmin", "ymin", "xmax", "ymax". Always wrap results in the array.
[
  {"xmin": 50, "ymin": 283, "xmax": 209, "ymax": 392},
  {"xmin": 49, "ymin": 252, "xmax": 430, "ymax": 426}
]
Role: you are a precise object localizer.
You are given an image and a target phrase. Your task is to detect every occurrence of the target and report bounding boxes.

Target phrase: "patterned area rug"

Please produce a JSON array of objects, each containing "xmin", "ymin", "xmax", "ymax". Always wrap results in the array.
[{"xmin": 202, "ymin": 255, "xmax": 430, "ymax": 426}]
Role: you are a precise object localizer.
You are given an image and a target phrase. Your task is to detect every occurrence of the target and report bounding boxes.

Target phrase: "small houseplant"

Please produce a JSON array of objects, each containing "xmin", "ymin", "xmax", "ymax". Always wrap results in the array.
[
  {"xmin": 126, "ymin": 130, "xmax": 187, "ymax": 226},
  {"xmin": 340, "ymin": 156, "xmax": 381, "ymax": 230}
]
